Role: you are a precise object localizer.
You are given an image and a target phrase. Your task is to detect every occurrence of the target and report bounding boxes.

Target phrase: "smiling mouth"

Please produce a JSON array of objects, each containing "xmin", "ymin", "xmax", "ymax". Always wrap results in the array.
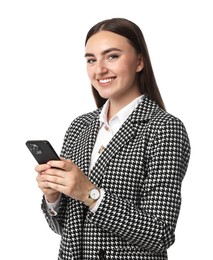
[{"xmin": 98, "ymin": 78, "xmax": 115, "ymax": 84}]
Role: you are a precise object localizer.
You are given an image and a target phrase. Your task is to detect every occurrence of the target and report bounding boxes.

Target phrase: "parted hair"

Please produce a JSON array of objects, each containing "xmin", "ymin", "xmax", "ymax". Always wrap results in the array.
[{"xmin": 85, "ymin": 18, "xmax": 166, "ymax": 111}]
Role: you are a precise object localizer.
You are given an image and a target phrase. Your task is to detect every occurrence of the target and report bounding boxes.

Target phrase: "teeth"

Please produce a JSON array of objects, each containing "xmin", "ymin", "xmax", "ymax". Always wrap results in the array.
[{"xmin": 99, "ymin": 78, "xmax": 113, "ymax": 84}]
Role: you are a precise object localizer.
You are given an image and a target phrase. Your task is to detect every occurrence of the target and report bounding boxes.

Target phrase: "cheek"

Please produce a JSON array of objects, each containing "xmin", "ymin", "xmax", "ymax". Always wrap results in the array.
[
  {"xmin": 119, "ymin": 58, "xmax": 138, "ymax": 74},
  {"xmin": 120, "ymin": 64, "xmax": 136, "ymax": 78},
  {"xmin": 86, "ymin": 67, "xmax": 94, "ymax": 80}
]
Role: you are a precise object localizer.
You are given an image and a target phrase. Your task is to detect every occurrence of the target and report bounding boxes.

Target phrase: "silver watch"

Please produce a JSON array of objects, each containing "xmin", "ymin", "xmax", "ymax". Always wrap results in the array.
[{"xmin": 84, "ymin": 186, "xmax": 100, "ymax": 206}]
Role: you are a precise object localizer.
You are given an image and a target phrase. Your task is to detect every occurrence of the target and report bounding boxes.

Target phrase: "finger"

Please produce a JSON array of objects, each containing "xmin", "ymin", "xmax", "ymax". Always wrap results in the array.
[
  {"xmin": 35, "ymin": 163, "xmax": 50, "ymax": 173},
  {"xmin": 43, "ymin": 167, "xmax": 65, "ymax": 178},
  {"xmin": 41, "ymin": 172, "xmax": 66, "ymax": 187},
  {"xmin": 43, "ymin": 180, "xmax": 64, "ymax": 193},
  {"xmin": 47, "ymin": 159, "xmax": 74, "ymax": 171}
]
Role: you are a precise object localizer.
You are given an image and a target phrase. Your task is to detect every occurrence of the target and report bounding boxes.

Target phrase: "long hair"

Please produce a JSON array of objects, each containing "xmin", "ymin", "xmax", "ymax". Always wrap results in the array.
[{"xmin": 85, "ymin": 18, "xmax": 166, "ymax": 111}]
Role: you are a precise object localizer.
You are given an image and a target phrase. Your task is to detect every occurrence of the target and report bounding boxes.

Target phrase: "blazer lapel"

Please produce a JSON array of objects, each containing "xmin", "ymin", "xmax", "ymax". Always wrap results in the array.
[
  {"xmin": 71, "ymin": 111, "xmax": 100, "ymax": 176},
  {"xmin": 89, "ymin": 117, "xmax": 135, "ymax": 185},
  {"xmin": 89, "ymin": 96, "xmax": 158, "ymax": 186}
]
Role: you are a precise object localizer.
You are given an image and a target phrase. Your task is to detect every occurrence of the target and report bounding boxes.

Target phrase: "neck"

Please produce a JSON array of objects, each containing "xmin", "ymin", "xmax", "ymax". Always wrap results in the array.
[{"xmin": 107, "ymin": 94, "xmax": 141, "ymax": 121}]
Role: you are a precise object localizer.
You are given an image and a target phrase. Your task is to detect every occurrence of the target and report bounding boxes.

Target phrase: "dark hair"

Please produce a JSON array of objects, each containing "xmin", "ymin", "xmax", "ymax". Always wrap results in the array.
[{"xmin": 85, "ymin": 18, "xmax": 166, "ymax": 111}]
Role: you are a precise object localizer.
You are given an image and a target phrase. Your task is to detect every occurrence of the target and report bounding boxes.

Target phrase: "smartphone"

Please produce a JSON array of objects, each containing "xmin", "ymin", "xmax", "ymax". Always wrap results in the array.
[{"xmin": 26, "ymin": 140, "xmax": 60, "ymax": 164}]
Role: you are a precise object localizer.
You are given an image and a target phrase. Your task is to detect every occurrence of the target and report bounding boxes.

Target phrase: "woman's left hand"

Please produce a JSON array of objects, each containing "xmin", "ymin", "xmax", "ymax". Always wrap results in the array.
[{"xmin": 41, "ymin": 158, "xmax": 94, "ymax": 203}]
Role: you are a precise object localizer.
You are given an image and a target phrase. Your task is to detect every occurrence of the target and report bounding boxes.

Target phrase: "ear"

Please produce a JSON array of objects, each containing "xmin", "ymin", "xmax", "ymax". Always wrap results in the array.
[{"xmin": 136, "ymin": 55, "xmax": 144, "ymax": 72}]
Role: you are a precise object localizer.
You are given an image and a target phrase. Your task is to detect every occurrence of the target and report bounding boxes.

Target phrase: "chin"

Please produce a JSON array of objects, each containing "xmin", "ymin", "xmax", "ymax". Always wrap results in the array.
[{"xmin": 97, "ymin": 91, "xmax": 112, "ymax": 100}]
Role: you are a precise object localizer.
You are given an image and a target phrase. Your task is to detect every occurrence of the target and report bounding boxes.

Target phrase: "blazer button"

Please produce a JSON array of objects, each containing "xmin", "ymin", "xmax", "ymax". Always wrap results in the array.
[{"xmin": 99, "ymin": 249, "xmax": 106, "ymax": 259}]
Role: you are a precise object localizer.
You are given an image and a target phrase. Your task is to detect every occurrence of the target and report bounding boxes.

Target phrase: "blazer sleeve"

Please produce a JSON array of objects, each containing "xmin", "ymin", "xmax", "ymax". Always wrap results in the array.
[
  {"xmin": 41, "ymin": 194, "xmax": 69, "ymax": 236},
  {"xmin": 40, "ymin": 115, "xmax": 86, "ymax": 236},
  {"xmin": 87, "ymin": 116, "xmax": 191, "ymax": 253}
]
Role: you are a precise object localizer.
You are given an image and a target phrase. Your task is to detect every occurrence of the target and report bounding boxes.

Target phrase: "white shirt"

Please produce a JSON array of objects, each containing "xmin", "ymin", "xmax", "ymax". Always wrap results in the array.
[{"xmin": 46, "ymin": 95, "xmax": 144, "ymax": 215}]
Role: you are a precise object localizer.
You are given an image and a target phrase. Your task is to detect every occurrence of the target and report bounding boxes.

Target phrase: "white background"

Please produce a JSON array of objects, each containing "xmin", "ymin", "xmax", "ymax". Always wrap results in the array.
[{"xmin": 0, "ymin": 0, "xmax": 212, "ymax": 259}]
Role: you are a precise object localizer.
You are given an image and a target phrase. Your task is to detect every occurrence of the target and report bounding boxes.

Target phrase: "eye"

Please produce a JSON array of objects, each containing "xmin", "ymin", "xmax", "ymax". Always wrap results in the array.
[
  {"xmin": 87, "ymin": 59, "xmax": 96, "ymax": 64},
  {"xmin": 107, "ymin": 53, "xmax": 119, "ymax": 61},
  {"xmin": 86, "ymin": 58, "xmax": 96, "ymax": 65}
]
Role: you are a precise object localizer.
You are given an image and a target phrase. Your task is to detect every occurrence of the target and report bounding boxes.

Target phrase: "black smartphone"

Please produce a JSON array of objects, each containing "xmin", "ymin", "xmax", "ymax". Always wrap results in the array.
[{"xmin": 26, "ymin": 140, "xmax": 60, "ymax": 164}]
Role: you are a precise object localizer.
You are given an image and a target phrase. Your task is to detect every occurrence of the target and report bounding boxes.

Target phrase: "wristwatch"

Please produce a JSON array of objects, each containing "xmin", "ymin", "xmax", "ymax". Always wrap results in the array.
[{"xmin": 83, "ymin": 186, "xmax": 100, "ymax": 206}]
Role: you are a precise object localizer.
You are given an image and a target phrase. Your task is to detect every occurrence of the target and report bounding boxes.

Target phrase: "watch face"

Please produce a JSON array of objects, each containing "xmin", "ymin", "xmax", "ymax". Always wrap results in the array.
[{"xmin": 90, "ymin": 188, "xmax": 100, "ymax": 200}]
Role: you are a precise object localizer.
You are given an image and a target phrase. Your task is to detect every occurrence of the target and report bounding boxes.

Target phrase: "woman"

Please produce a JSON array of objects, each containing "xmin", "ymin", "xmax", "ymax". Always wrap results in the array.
[{"xmin": 35, "ymin": 18, "xmax": 190, "ymax": 260}]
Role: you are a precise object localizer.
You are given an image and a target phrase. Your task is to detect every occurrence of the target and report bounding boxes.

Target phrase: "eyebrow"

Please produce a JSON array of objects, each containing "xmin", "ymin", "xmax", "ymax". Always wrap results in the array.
[{"xmin": 84, "ymin": 47, "xmax": 122, "ymax": 57}]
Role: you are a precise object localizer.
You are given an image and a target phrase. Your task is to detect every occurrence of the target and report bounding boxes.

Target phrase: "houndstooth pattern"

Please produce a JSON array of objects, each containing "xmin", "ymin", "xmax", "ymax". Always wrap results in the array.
[{"xmin": 41, "ymin": 96, "xmax": 190, "ymax": 260}]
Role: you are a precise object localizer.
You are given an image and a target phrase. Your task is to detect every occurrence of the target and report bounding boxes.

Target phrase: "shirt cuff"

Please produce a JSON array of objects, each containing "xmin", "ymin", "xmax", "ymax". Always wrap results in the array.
[
  {"xmin": 90, "ymin": 188, "xmax": 105, "ymax": 213},
  {"xmin": 45, "ymin": 193, "xmax": 62, "ymax": 216}
]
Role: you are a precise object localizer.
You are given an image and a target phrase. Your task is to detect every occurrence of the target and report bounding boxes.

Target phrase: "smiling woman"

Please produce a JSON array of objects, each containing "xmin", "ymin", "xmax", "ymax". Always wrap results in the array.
[
  {"xmin": 33, "ymin": 17, "xmax": 190, "ymax": 260},
  {"xmin": 85, "ymin": 31, "xmax": 144, "ymax": 118},
  {"xmin": 85, "ymin": 18, "xmax": 166, "ymax": 112}
]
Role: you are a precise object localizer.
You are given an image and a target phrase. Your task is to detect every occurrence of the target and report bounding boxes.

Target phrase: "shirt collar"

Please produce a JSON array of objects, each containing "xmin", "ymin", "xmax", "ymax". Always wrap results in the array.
[{"xmin": 99, "ymin": 95, "xmax": 144, "ymax": 126}]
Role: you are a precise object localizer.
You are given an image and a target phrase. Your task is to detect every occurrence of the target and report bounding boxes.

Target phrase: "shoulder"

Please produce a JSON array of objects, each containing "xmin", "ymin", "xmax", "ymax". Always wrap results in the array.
[
  {"xmin": 136, "ymin": 96, "xmax": 187, "ymax": 129},
  {"xmin": 69, "ymin": 109, "xmax": 100, "ymax": 128},
  {"xmin": 153, "ymin": 107, "xmax": 185, "ymax": 128},
  {"xmin": 154, "ymin": 107, "xmax": 188, "ymax": 136},
  {"xmin": 136, "ymin": 97, "xmax": 190, "ymax": 142},
  {"xmin": 61, "ymin": 108, "xmax": 100, "ymax": 147},
  {"xmin": 147, "ymin": 104, "xmax": 190, "ymax": 158}
]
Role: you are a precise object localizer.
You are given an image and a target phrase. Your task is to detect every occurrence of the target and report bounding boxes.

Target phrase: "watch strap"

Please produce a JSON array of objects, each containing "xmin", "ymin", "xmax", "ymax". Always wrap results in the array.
[{"xmin": 83, "ymin": 186, "xmax": 100, "ymax": 206}]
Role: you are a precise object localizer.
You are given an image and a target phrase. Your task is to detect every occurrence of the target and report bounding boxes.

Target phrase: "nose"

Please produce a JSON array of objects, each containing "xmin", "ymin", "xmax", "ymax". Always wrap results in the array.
[{"xmin": 95, "ymin": 60, "xmax": 108, "ymax": 75}]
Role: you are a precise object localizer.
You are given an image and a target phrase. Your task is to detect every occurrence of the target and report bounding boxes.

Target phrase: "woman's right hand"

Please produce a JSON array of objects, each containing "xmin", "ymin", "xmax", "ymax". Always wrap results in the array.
[{"xmin": 35, "ymin": 163, "xmax": 61, "ymax": 203}]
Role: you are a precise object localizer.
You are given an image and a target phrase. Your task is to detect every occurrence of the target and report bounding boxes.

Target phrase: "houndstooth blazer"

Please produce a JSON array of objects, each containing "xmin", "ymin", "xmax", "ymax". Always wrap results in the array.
[{"xmin": 41, "ymin": 96, "xmax": 190, "ymax": 260}]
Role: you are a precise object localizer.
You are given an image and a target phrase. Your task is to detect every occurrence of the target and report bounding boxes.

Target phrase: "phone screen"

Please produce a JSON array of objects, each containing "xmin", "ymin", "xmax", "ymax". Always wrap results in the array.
[{"xmin": 26, "ymin": 140, "xmax": 60, "ymax": 164}]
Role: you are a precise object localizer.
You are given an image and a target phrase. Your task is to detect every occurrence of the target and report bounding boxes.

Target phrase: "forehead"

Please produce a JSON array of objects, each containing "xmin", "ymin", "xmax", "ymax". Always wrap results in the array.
[{"xmin": 85, "ymin": 31, "xmax": 133, "ymax": 53}]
